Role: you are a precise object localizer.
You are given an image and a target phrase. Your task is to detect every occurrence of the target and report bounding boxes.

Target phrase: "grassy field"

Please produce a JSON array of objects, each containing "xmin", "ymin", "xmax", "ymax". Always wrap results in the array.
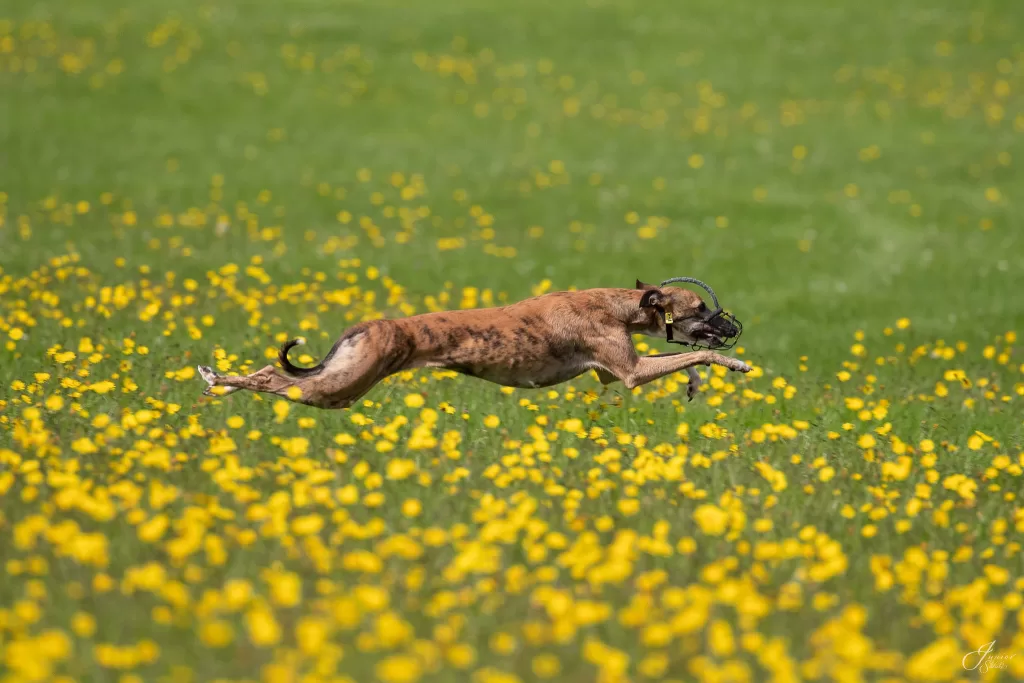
[{"xmin": 2, "ymin": 0, "xmax": 1024, "ymax": 680}]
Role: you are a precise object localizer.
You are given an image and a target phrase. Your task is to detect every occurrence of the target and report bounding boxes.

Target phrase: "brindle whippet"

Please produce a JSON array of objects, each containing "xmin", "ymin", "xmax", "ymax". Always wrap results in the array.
[{"xmin": 197, "ymin": 278, "xmax": 752, "ymax": 409}]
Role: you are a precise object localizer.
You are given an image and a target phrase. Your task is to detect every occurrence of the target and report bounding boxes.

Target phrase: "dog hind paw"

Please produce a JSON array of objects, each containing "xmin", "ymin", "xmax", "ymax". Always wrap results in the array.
[{"xmin": 197, "ymin": 365, "xmax": 219, "ymax": 395}]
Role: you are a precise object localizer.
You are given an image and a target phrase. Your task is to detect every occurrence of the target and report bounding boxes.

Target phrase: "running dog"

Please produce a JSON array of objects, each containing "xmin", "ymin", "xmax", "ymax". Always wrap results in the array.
[{"xmin": 197, "ymin": 277, "xmax": 751, "ymax": 409}]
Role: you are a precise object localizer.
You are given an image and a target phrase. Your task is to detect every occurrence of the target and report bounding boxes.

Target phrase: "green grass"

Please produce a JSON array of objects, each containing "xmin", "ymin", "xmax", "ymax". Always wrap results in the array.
[{"xmin": 2, "ymin": 0, "xmax": 1024, "ymax": 681}]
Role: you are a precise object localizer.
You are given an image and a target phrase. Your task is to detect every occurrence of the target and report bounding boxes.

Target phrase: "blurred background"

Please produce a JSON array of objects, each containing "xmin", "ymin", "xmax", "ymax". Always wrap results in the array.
[{"xmin": 4, "ymin": 0, "xmax": 1022, "ymax": 368}]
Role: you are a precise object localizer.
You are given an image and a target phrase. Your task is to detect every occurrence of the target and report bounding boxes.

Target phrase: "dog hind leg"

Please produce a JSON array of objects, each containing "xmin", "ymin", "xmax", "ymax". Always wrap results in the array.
[
  {"xmin": 198, "ymin": 322, "xmax": 413, "ymax": 410},
  {"xmin": 198, "ymin": 364, "xmax": 315, "ymax": 404}
]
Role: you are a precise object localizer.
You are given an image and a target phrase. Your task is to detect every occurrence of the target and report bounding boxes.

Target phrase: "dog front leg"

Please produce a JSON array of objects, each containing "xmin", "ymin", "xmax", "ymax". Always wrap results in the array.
[{"xmin": 617, "ymin": 350, "xmax": 751, "ymax": 390}]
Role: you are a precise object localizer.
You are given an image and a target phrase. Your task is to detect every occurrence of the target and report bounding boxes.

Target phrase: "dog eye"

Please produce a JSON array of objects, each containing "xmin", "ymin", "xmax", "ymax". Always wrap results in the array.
[{"xmin": 698, "ymin": 302, "xmax": 707, "ymax": 312}]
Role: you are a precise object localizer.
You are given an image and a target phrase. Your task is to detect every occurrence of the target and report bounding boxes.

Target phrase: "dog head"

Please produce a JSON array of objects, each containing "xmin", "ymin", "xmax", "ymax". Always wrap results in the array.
[{"xmin": 635, "ymin": 278, "xmax": 742, "ymax": 349}]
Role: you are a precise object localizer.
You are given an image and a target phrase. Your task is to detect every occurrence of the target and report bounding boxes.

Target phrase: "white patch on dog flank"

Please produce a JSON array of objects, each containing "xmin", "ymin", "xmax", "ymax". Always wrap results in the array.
[{"xmin": 322, "ymin": 338, "xmax": 360, "ymax": 373}]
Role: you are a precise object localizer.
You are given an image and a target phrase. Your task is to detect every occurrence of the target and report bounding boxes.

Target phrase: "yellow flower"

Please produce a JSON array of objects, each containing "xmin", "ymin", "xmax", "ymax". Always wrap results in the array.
[
  {"xmin": 265, "ymin": 571, "xmax": 302, "ymax": 607},
  {"xmin": 708, "ymin": 619, "xmax": 735, "ymax": 657},
  {"xmin": 245, "ymin": 605, "xmax": 281, "ymax": 646},
  {"xmin": 693, "ymin": 505, "xmax": 729, "ymax": 536},
  {"xmin": 295, "ymin": 617, "xmax": 330, "ymax": 655},
  {"xmin": 375, "ymin": 612, "xmax": 413, "ymax": 647},
  {"xmin": 223, "ymin": 579, "xmax": 253, "ymax": 610},
  {"xmin": 375, "ymin": 655, "xmax": 422, "ymax": 683},
  {"xmin": 489, "ymin": 632, "xmax": 517, "ymax": 655},
  {"xmin": 984, "ymin": 564, "xmax": 1010, "ymax": 585},
  {"xmin": 639, "ymin": 653, "xmax": 668, "ymax": 679},
  {"xmin": 291, "ymin": 515, "xmax": 324, "ymax": 536},
  {"xmin": 71, "ymin": 612, "xmax": 97, "ymax": 637},
  {"xmin": 533, "ymin": 654, "xmax": 561, "ymax": 678},
  {"xmin": 446, "ymin": 644, "xmax": 476, "ymax": 669},
  {"xmin": 561, "ymin": 418, "xmax": 584, "ymax": 433},
  {"xmin": 905, "ymin": 637, "xmax": 960, "ymax": 680},
  {"xmin": 483, "ymin": 415, "xmax": 500, "ymax": 428},
  {"xmin": 199, "ymin": 621, "xmax": 234, "ymax": 648},
  {"xmin": 70, "ymin": 436, "xmax": 102, "ymax": 455},
  {"xmin": 641, "ymin": 623, "xmax": 672, "ymax": 648},
  {"xmin": 137, "ymin": 515, "xmax": 169, "ymax": 542},
  {"xmin": 617, "ymin": 498, "xmax": 640, "ymax": 516},
  {"xmin": 402, "ymin": 499, "xmax": 422, "ymax": 517},
  {"xmin": 404, "ymin": 393, "xmax": 425, "ymax": 408},
  {"xmin": 386, "ymin": 459, "xmax": 416, "ymax": 480},
  {"xmin": 88, "ymin": 380, "xmax": 116, "ymax": 394}
]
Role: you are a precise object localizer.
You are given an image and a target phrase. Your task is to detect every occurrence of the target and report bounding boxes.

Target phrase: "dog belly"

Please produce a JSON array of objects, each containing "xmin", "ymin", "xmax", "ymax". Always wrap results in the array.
[
  {"xmin": 442, "ymin": 360, "xmax": 590, "ymax": 389},
  {"xmin": 404, "ymin": 311, "xmax": 594, "ymax": 388}
]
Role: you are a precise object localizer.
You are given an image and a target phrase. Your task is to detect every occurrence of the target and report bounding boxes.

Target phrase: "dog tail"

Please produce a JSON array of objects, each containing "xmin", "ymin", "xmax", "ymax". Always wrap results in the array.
[{"xmin": 278, "ymin": 338, "xmax": 323, "ymax": 377}]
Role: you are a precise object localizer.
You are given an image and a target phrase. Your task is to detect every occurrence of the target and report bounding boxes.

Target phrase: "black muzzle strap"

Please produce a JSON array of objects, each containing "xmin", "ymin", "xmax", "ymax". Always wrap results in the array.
[
  {"xmin": 661, "ymin": 308, "xmax": 679, "ymax": 344},
  {"xmin": 656, "ymin": 277, "xmax": 744, "ymax": 351}
]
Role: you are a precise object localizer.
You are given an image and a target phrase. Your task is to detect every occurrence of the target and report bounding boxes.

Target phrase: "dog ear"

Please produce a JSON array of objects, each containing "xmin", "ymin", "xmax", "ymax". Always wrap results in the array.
[
  {"xmin": 639, "ymin": 288, "xmax": 664, "ymax": 309},
  {"xmin": 636, "ymin": 279, "xmax": 656, "ymax": 290}
]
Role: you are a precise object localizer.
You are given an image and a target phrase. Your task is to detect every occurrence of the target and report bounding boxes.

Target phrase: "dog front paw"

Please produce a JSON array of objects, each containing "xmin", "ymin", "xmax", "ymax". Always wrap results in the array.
[
  {"xmin": 732, "ymin": 360, "xmax": 753, "ymax": 373},
  {"xmin": 685, "ymin": 368, "xmax": 702, "ymax": 402}
]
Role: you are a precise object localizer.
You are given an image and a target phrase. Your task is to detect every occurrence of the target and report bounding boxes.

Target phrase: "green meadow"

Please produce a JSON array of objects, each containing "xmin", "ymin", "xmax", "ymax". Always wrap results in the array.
[{"xmin": 2, "ymin": 1, "xmax": 1023, "ymax": 681}]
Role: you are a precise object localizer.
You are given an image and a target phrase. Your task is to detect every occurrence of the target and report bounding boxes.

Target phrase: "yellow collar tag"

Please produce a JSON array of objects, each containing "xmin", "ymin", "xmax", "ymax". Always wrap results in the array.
[{"xmin": 664, "ymin": 312, "xmax": 673, "ymax": 324}]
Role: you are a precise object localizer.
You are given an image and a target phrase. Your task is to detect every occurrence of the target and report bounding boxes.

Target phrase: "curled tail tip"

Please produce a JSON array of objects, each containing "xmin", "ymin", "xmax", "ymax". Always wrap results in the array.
[
  {"xmin": 278, "ymin": 338, "xmax": 299, "ymax": 364},
  {"xmin": 278, "ymin": 337, "xmax": 318, "ymax": 376}
]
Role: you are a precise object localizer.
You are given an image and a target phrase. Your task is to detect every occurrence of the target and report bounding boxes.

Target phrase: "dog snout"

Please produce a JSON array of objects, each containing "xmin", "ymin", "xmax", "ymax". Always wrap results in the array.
[
  {"xmin": 707, "ymin": 313, "xmax": 739, "ymax": 339},
  {"xmin": 717, "ymin": 318, "xmax": 739, "ymax": 338}
]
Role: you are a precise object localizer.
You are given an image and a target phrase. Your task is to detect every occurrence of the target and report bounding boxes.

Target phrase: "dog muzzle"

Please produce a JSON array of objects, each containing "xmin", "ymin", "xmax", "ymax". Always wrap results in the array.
[{"xmin": 659, "ymin": 276, "xmax": 744, "ymax": 351}]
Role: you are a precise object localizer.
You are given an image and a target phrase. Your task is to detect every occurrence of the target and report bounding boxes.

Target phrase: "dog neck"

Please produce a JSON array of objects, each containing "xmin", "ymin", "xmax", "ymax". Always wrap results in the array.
[{"xmin": 615, "ymin": 289, "xmax": 664, "ymax": 336}]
